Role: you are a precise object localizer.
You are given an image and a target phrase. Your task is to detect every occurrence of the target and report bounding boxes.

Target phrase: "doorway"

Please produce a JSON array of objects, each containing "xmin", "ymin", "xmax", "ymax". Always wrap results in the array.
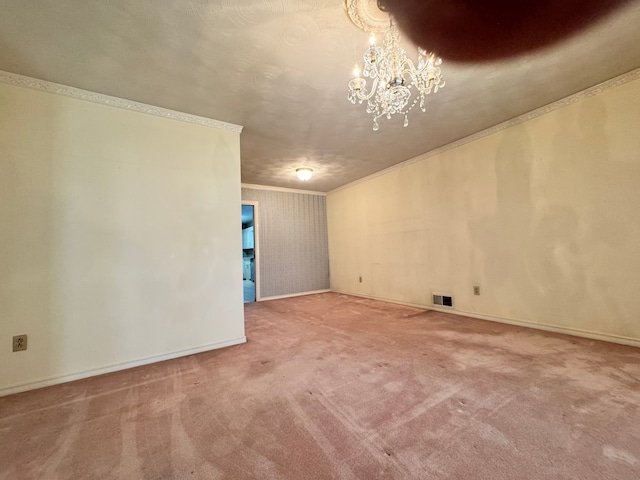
[{"xmin": 241, "ymin": 202, "xmax": 260, "ymax": 302}]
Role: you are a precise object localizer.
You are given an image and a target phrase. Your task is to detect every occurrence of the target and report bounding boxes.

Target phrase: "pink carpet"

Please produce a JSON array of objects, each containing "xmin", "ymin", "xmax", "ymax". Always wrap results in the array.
[{"xmin": 1, "ymin": 293, "xmax": 639, "ymax": 479}]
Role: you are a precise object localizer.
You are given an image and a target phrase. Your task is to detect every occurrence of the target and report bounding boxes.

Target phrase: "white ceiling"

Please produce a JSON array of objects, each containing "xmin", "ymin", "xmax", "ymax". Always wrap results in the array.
[{"xmin": 1, "ymin": 0, "xmax": 640, "ymax": 192}]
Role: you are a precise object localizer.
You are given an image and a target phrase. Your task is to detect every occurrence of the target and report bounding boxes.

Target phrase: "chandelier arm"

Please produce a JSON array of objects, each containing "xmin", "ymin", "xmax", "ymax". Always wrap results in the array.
[
  {"xmin": 403, "ymin": 58, "xmax": 415, "ymax": 69},
  {"xmin": 400, "ymin": 58, "xmax": 421, "ymax": 76},
  {"xmin": 356, "ymin": 77, "xmax": 379, "ymax": 101}
]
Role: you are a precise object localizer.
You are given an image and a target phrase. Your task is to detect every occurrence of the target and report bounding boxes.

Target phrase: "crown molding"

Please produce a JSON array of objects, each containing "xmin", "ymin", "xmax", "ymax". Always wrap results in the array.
[
  {"xmin": 0, "ymin": 70, "xmax": 243, "ymax": 134},
  {"xmin": 241, "ymin": 183, "xmax": 327, "ymax": 196},
  {"xmin": 329, "ymin": 66, "xmax": 640, "ymax": 195}
]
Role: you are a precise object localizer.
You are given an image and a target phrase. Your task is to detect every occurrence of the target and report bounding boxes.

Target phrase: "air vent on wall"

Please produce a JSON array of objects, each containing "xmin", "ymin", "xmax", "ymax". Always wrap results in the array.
[{"xmin": 432, "ymin": 293, "xmax": 454, "ymax": 308}]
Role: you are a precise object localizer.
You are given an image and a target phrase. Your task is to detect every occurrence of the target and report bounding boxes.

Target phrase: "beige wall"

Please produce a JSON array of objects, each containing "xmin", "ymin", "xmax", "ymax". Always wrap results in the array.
[
  {"xmin": 328, "ymin": 77, "xmax": 640, "ymax": 345},
  {"xmin": 0, "ymin": 83, "xmax": 245, "ymax": 394}
]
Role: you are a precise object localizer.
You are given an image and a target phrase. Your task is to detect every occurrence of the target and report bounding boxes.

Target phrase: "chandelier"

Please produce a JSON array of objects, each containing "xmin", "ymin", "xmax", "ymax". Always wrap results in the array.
[{"xmin": 347, "ymin": 10, "xmax": 445, "ymax": 131}]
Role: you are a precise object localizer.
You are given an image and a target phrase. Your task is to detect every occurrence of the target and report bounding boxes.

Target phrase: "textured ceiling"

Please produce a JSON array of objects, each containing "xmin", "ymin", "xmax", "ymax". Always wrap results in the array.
[{"xmin": 1, "ymin": 0, "xmax": 640, "ymax": 192}]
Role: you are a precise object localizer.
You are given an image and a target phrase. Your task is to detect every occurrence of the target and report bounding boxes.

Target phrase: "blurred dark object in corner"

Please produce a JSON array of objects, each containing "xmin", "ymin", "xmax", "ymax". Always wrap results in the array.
[{"xmin": 379, "ymin": 0, "xmax": 633, "ymax": 61}]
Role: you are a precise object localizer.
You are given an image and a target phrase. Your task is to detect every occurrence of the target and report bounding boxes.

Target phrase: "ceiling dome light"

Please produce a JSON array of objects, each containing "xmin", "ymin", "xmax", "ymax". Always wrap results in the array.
[{"xmin": 296, "ymin": 167, "xmax": 313, "ymax": 181}]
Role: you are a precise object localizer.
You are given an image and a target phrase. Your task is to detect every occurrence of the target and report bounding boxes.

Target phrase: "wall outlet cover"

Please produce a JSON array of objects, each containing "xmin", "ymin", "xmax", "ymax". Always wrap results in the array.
[{"xmin": 13, "ymin": 334, "xmax": 28, "ymax": 352}]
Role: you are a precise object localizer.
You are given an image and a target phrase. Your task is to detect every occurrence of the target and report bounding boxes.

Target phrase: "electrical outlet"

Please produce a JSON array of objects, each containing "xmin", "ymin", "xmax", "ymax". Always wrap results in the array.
[
  {"xmin": 13, "ymin": 334, "xmax": 28, "ymax": 352},
  {"xmin": 473, "ymin": 285, "xmax": 480, "ymax": 296}
]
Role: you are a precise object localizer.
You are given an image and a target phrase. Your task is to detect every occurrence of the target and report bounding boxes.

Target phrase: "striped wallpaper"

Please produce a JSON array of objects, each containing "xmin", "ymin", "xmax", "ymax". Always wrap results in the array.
[{"xmin": 241, "ymin": 187, "xmax": 330, "ymax": 298}]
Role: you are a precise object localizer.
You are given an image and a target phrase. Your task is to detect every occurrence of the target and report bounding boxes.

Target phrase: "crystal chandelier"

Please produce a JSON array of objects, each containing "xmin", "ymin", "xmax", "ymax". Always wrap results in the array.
[{"xmin": 347, "ymin": 18, "xmax": 445, "ymax": 131}]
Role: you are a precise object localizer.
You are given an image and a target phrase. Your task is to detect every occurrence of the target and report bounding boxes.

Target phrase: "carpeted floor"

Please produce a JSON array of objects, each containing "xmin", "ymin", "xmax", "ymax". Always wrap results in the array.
[{"xmin": 1, "ymin": 293, "xmax": 639, "ymax": 479}]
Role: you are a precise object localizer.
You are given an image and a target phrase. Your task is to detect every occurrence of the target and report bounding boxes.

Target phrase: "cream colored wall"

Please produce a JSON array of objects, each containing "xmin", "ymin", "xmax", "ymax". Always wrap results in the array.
[
  {"xmin": 0, "ymin": 83, "xmax": 245, "ymax": 394},
  {"xmin": 328, "ymin": 78, "xmax": 640, "ymax": 345}
]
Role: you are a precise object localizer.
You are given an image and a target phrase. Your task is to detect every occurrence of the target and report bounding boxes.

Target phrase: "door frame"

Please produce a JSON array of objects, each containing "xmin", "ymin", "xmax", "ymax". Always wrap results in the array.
[{"xmin": 242, "ymin": 201, "xmax": 261, "ymax": 301}]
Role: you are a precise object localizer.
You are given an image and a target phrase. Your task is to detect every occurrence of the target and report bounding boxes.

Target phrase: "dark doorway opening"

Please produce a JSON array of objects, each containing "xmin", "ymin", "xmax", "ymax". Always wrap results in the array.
[{"xmin": 242, "ymin": 204, "xmax": 256, "ymax": 303}]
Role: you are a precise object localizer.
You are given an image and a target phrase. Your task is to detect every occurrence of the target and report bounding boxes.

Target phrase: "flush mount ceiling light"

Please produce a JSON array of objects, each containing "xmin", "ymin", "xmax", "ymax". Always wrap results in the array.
[
  {"xmin": 296, "ymin": 167, "xmax": 313, "ymax": 181},
  {"xmin": 346, "ymin": 0, "xmax": 445, "ymax": 131}
]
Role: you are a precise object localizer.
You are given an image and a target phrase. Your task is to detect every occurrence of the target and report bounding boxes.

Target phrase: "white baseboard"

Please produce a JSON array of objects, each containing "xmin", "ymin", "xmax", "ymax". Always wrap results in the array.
[
  {"xmin": 0, "ymin": 336, "xmax": 247, "ymax": 398},
  {"xmin": 259, "ymin": 289, "xmax": 331, "ymax": 302},
  {"xmin": 331, "ymin": 289, "xmax": 640, "ymax": 349}
]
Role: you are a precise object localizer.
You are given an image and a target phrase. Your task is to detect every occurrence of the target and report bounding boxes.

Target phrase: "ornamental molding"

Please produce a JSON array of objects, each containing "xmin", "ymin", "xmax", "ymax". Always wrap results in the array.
[
  {"xmin": 330, "ymin": 66, "xmax": 640, "ymax": 194},
  {"xmin": 345, "ymin": 0, "xmax": 390, "ymax": 33},
  {"xmin": 0, "ymin": 70, "xmax": 243, "ymax": 134}
]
